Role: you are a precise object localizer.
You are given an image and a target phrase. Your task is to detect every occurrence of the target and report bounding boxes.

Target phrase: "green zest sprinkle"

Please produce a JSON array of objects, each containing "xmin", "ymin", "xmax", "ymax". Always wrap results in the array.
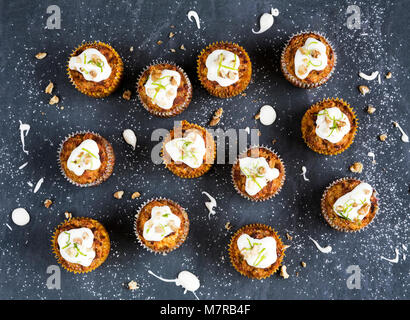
[
  {"xmin": 73, "ymin": 243, "xmax": 86, "ymax": 257},
  {"xmin": 217, "ymin": 53, "xmax": 239, "ymax": 72},
  {"xmin": 84, "ymin": 53, "xmax": 86, "ymax": 64},
  {"xmin": 254, "ymin": 248, "xmax": 267, "ymax": 266},
  {"xmin": 62, "ymin": 232, "xmax": 71, "ymax": 249},
  {"xmin": 81, "ymin": 147, "xmax": 98, "ymax": 159},
  {"xmin": 162, "ymin": 214, "xmax": 169, "ymax": 218}
]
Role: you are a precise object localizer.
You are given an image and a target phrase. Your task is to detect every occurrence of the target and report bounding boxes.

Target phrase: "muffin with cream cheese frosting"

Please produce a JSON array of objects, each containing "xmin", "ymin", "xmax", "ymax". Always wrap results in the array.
[
  {"xmin": 137, "ymin": 61, "xmax": 192, "ymax": 117},
  {"xmin": 229, "ymin": 224, "xmax": 285, "ymax": 279},
  {"xmin": 67, "ymin": 41, "xmax": 123, "ymax": 98},
  {"xmin": 51, "ymin": 217, "xmax": 110, "ymax": 273},
  {"xmin": 301, "ymin": 98, "xmax": 357, "ymax": 155},
  {"xmin": 321, "ymin": 178, "xmax": 379, "ymax": 232},
  {"xmin": 134, "ymin": 198, "xmax": 189, "ymax": 254},
  {"xmin": 281, "ymin": 32, "xmax": 336, "ymax": 88},
  {"xmin": 162, "ymin": 120, "xmax": 216, "ymax": 178},
  {"xmin": 58, "ymin": 132, "xmax": 115, "ymax": 187},
  {"xmin": 197, "ymin": 42, "xmax": 252, "ymax": 98},
  {"xmin": 232, "ymin": 146, "xmax": 285, "ymax": 201}
]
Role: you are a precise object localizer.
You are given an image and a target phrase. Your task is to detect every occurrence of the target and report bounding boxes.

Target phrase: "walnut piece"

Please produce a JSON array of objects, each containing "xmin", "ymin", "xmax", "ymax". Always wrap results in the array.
[
  {"xmin": 169, "ymin": 32, "xmax": 175, "ymax": 38},
  {"xmin": 385, "ymin": 71, "xmax": 392, "ymax": 79},
  {"xmin": 49, "ymin": 95, "xmax": 59, "ymax": 105},
  {"xmin": 113, "ymin": 191, "xmax": 124, "ymax": 199},
  {"xmin": 180, "ymin": 44, "xmax": 186, "ymax": 51},
  {"xmin": 379, "ymin": 134, "xmax": 387, "ymax": 141},
  {"xmin": 156, "ymin": 40, "xmax": 163, "ymax": 45},
  {"xmin": 44, "ymin": 199, "xmax": 52, "ymax": 208},
  {"xmin": 350, "ymin": 162, "xmax": 363, "ymax": 173},
  {"xmin": 35, "ymin": 52, "xmax": 47, "ymax": 60},
  {"xmin": 359, "ymin": 85, "xmax": 370, "ymax": 95},
  {"xmin": 285, "ymin": 233, "xmax": 293, "ymax": 241},
  {"xmin": 45, "ymin": 82, "xmax": 54, "ymax": 94},
  {"xmin": 169, "ymin": 48, "xmax": 176, "ymax": 53},
  {"xmin": 367, "ymin": 105, "xmax": 376, "ymax": 114},
  {"xmin": 64, "ymin": 211, "xmax": 72, "ymax": 219},
  {"xmin": 122, "ymin": 90, "xmax": 132, "ymax": 100},
  {"xmin": 127, "ymin": 280, "xmax": 139, "ymax": 291},
  {"xmin": 254, "ymin": 113, "xmax": 260, "ymax": 120},
  {"xmin": 280, "ymin": 265, "xmax": 290, "ymax": 279},
  {"xmin": 224, "ymin": 222, "xmax": 232, "ymax": 231},
  {"xmin": 131, "ymin": 192, "xmax": 141, "ymax": 199},
  {"xmin": 209, "ymin": 108, "xmax": 223, "ymax": 126},
  {"xmin": 301, "ymin": 261, "xmax": 307, "ymax": 268}
]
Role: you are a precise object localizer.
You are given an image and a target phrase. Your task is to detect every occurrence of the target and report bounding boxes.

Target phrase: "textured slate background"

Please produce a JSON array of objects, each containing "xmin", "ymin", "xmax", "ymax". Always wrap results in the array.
[{"xmin": 0, "ymin": 0, "xmax": 409, "ymax": 300}]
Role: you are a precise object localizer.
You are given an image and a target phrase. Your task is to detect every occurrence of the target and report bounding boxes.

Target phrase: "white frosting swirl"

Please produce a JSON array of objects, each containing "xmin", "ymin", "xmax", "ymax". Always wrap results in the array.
[
  {"xmin": 144, "ymin": 69, "xmax": 181, "ymax": 109},
  {"xmin": 205, "ymin": 49, "xmax": 240, "ymax": 87},
  {"xmin": 315, "ymin": 107, "xmax": 351, "ymax": 143},
  {"xmin": 237, "ymin": 234, "xmax": 277, "ymax": 268},
  {"xmin": 294, "ymin": 37, "xmax": 328, "ymax": 80},
  {"xmin": 143, "ymin": 206, "xmax": 181, "ymax": 241},
  {"xmin": 57, "ymin": 228, "xmax": 96, "ymax": 267},
  {"xmin": 239, "ymin": 157, "xmax": 279, "ymax": 196},
  {"xmin": 69, "ymin": 48, "xmax": 112, "ymax": 82},
  {"xmin": 67, "ymin": 139, "xmax": 101, "ymax": 176},
  {"xmin": 333, "ymin": 182, "xmax": 373, "ymax": 222},
  {"xmin": 164, "ymin": 131, "xmax": 206, "ymax": 169}
]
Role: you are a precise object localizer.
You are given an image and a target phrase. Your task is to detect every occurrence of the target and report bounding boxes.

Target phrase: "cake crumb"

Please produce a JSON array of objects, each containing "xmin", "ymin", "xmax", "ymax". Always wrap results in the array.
[
  {"xmin": 122, "ymin": 90, "xmax": 132, "ymax": 100},
  {"xmin": 35, "ymin": 52, "xmax": 47, "ymax": 60},
  {"xmin": 367, "ymin": 105, "xmax": 376, "ymax": 114},
  {"xmin": 127, "ymin": 280, "xmax": 139, "ymax": 291},
  {"xmin": 44, "ymin": 199, "xmax": 52, "ymax": 208},
  {"xmin": 358, "ymin": 85, "xmax": 370, "ymax": 95},
  {"xmin": 49, "ymin": 95, "xmax": 59, "ymax": 105},
  {"xmin": 131, "ymin": 192, "xmax": 141, "ymax": 199},
  {"xmin": 379, "ymin": 134, "xmax": 387, "ymax": 142},
  {"xmin": 64, "ymin": 211, "xmax": 72, "ymax": 219},
  {"xmin": 169, "ymin": 32, "xmax": 175, "ymax": 38},
  {"xmin": 385, "ymin": 71, "xmax": 392, "ymax": 79},
  {"xmin": 254, "ymin": 113, "xmax": 260, "ymax": 120},
  {"xmin": 241, "ymin": 92, "xmax": 247, "ymax": 97},
  {"xmin": 113, "ymin": 191, "xmax": 124, "ymax": 199},
  {"xmin": 225, "ymin": 222, "xmax": 232, "ymax": 231},
  {"xmin": 301, "ymin": 261, "xmax": 307, "ymax": 268},
  {"xmin": 169, "ymin": 48, "xmax": 176, "ymax": 53},
  {"xmin": 286, "ymin": 233, "xmax": 293, "ymax": 241},
  {"xmin": 157, "ymin": 40, "xmax": 163, "ymax": 45},
  {"xmin": 209, "ymin": 108, "xmax": 223, "ymax": 126},
  {"xmin": 350, "ymin": 162, "xmax": 363, "ymax": 173},
  {"xmin": 271, "ymin": 139, "xmax": 277, "ymax": 145},
  {"xmin": 295, "ymin": 272, "xmax": 299, "ymax": 277},
  {"xmin": 180, "ymin": 44, "xmax": 186, "ymax": 51},
  {"xmin": 280, "ymin": 265, "xmax": 289, "ymax": 279},
  {"xmin": 45, "ymin": 82, "xmax": 54, "ymax": 94}
]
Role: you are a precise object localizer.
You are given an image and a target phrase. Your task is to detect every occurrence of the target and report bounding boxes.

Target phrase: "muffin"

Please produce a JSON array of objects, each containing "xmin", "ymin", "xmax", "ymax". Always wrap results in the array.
[
  {"xmin": 162, "ymin": 120, "xmax": 216, "ymax": 178},
  {"xmin": 301, "ymin": 98, "xmax": 358, "ymax": 155},
  {"xmin": 281, "ymin": 32, "xmax": 336, "ymax": 88},
  {"xmin": 58, "ymin": 131, "xmax": 115, "ymax": 187},
  {"xmin": 67, "ymin": 41, "xmax": 123, "ymax": 98},
  {"xmin": 232, "ymin": 146, "xmax": 286, "ymax": 201},
  {"xmin": 137, "ymin": 61, "xmax": 192, "ymax": 117},
  {"xmin": 229, "ymin": 224, "xmax": 285, "ymax": 279},
  {"xmin": 197, "ymin": 42, "xmax": 252, "ymax": 98},
  {"xmin": 134, "ymin": 198, "xmax": 189, "ymax": 254},
  {"xmin": 321, "ymin": 178, "xmax": 379, "ymax": 232},
  {"xmin": 51, "ymin": 217, "xmax": 110, "ymax": 273}
]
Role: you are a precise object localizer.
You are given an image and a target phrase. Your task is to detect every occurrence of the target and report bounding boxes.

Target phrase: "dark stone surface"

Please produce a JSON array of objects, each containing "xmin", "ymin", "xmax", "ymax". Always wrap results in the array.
[{"xmin": 0, "ymin": 0, "xmax": 409, "ymax": 300}]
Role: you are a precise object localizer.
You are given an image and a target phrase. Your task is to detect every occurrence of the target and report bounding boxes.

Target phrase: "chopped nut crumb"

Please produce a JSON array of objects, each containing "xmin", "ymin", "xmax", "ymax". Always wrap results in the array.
[
  {"xmin": 44, "ymin": 199, "xmax": 52, "ymax": 208},
  {"xmin": 241, "ymin": 92, "xmax": 247, "ymax": 97},
  {"xmin": 286, "ymin": 233, "xmax": 293, "ymax": 241},
  {"xmin": 385, "ymin": 71, "xmax": 392, "ymax": 79},
  {"xmin": 122, "ymin": 90, "xmax": 132, "ymax": 100},
  {"xmin": 280, "ymin": 265, "xmax": 290, "ymax": 279},
  {"xmin": 127, "ymin": 280, "xmax": 139, "ymax": 291},
  {"xmin": 350, "ymin": 162, "xmax": 363, "ymax": 173},
  {"xmin": 254, "ymin": 113, "xmax": 260, "ymax": 120},
  {"xmin": 131, "ymin": 192, "xmax": 141, "ymax": 199},
  {"xmin": 35, "ymin": 52, "xmax": 47, "ymax": 60},
  {"xmin": 113, "ymin": 191, "xmax": 124, "ymax": 199},
  {"xmin": 169, "ymin": 48, "xmax": 176, "ymax": 53},
  {"xmin": 379, "ymin": 134, "xmax": 387, "ymax": 142},
  {"xmin": 209, "ymin": 108, "xmax": 223, "ymax": 126},
  {"xmin": 180, "ymin": 44, "xmax": 186, "ymax": 51},
  {"xmin": 295, "ymin": 272, "xmax": 299, "ymax": 277},
  {"xmin": 49, "ymin": 95, "xmax": 59, "ymax": 105},
  {"xmin": 64, "ymin": 211, "xmax": 72, "ymax": 219},
  {"xmin": 271, "ymin": 139, "xmax": 277, "ymax": 145},
  {"xmin": 157, "ymin": 40, "xmax": 163, "ymax": 45},
  {"xmin": 169, "ymin": 32, "xmax": 175, "ymax": 38},
  {"xmin": 301, "ymin": 261, "xmax": 307, "ymax": 268},
  {"xmin": 359, "ymin": 85, "xmax": 370, "ymax": 95},
  {"xmin": 225, "ymin": 222, "xmax": 232, "ymax": 231},
  {"xmin": 367, "ymin": 105, "xmax": 376, "ymax": 114},
  {"xmin": 45, "ymin": 82, "xmax": 54, "ymax": 94}
]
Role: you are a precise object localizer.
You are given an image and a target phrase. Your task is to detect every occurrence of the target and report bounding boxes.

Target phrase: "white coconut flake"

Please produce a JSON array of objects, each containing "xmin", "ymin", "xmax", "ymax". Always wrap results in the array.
[
  {"xmin": 33, "ymin": 177, "xmax": 44, "ymax": 193},
  {"xmin": 11, "ymin": 208, "xmax": 30, "ymax": 226},
  {"xmin": 148, "ymin": 270, "xmax": 200, "ymax": 300},
  {"xmin": 358, "ymin": 71, "xmax": 379, "ymax": 81},
  {"xmin": 187, "ymin": 10, "xmax": 200, "ymax": 29},
  {"xmin": 309, "ymin": 236, "xmax": 332, "ymax": 253},
  {"xmin": 202, "ymin": 191, "xmax": 217, "ymax": 219},
  {"xmin": 122, "ymin": 129, "xmax": 137, "ymax": 150},
  {"xmin": 19, "ymin": 120, "xmax": 30, "ymax": 155},
  {"xmin": 392, "ymin": 121, "xmax": 409, "ymax": 142},
  {"xmin": 301, "ymin": 166, "xmax": 309, "ymax": 181},
  {"xmin": 19, "ymin": 162, "xmax": 28, "ymax": 170},
  {"xmin": 380, "ymin": 248, "xmax": 399, "ymax": 263}
]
